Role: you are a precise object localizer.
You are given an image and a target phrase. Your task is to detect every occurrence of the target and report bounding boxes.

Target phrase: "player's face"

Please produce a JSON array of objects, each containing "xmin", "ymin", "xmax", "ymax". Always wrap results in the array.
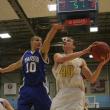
[
  {"xmin": 31, "ymin": 37, "xmax": 42, "ymax": 49},
  {"xmin": 63, "ymin": 38, "xmax": 75, "ymax": 52}
]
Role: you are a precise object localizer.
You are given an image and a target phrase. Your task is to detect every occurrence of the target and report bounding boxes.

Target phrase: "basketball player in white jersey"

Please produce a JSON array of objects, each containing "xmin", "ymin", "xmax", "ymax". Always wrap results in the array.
[
  {"xmin": 51, "ymin": 37, "xmax": 110, "ymax": 110},
  {"xmin": 0, "ymin": 98, "xmax": 14, "ymax": 110}
]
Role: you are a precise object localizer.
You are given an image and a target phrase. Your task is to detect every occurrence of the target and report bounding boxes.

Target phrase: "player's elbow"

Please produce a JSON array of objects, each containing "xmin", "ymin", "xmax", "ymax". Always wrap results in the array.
[
  {"xmin": 90, "ymin": 77, "xmax": 97, "ymax": 84},
  {"xmin": 90, "ymin": 80, "xmax": 96, "ymax": 84}
]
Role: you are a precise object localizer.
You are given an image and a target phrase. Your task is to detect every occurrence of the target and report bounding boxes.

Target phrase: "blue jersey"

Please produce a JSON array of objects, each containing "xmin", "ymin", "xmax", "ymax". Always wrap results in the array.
[{"xmin": 22, "ymin": 50, "xmax": 46, "ymax": 86}]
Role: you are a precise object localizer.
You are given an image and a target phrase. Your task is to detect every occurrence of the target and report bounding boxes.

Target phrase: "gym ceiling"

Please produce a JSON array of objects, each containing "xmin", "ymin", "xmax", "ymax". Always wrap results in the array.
[{"xmin": 0, "ymin": 0, "xmax": 110, "ymax": 65}]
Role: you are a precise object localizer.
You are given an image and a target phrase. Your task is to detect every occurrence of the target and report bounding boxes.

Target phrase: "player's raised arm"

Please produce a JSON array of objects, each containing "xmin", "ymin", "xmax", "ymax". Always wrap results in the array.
[
  {"xmin": 54, "ymin": 42, "xmax": 94, "ymax": 64},
  {"xmin": 40, "ymin": 24, "xmax": 64, "ymax": 62}
]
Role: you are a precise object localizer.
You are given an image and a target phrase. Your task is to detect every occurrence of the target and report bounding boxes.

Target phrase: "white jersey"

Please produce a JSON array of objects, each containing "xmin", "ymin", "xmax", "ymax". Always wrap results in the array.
[
  {"xmin": 52, "ymin": 57, "xmax": 85, "ymax": 92},
  {"xmin": 51, "ymin": 57, "xmax": 86, "ymax": 110}
]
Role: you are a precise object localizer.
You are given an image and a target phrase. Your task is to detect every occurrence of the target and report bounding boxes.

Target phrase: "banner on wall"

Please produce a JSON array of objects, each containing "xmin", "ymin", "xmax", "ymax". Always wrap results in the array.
[{"xmin": 4, "ymin": 83, "xmax": 17, "ymax": 95}]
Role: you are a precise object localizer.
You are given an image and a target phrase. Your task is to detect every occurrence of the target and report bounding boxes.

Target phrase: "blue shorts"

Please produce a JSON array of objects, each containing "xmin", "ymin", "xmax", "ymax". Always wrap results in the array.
[{"xmin": 17, "ymin": 84, "xmax": 51, "ymax": 110}]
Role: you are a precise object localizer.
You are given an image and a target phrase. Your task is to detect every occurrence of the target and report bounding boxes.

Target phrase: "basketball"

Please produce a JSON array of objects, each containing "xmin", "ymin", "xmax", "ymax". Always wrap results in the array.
[{"xmin": 91, "ymin": 41, "xmax": 110, "ymax": 62}]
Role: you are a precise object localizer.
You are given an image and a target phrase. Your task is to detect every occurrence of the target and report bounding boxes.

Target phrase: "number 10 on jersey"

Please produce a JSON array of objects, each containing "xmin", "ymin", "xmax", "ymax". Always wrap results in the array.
[{"xmin": 26, "ymin": 62, "xmax": 37, "ymax": 73}]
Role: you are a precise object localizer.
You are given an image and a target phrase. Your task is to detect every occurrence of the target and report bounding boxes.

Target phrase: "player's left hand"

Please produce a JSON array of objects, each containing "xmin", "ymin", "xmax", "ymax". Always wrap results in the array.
[{"xmin": 99, "ymin": 52, "xmax": 110, "ymax": 66}]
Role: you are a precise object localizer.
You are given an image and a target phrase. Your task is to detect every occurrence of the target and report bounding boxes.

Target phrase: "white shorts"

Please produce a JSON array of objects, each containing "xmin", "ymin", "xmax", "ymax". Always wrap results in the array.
[{"xmin": 51, "ymin": 88, "xmax": 85, "ymax": 110}]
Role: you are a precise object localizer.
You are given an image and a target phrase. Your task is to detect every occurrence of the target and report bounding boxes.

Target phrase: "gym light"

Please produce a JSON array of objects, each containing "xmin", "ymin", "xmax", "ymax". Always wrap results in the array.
[
  {"xmin": 0, "ymin": 33, "xmax": 11, "ymax": 39},
  {"xmin": 90, "ymin": 27, "xmax": 98, "ymax": 32},
  {"xmin": 89, "ymin": 54, "xmax": 93, "ymax": 58},
  {"xmin": 48, "ymin": 4, "xmax": 56, "ymax": 12}
]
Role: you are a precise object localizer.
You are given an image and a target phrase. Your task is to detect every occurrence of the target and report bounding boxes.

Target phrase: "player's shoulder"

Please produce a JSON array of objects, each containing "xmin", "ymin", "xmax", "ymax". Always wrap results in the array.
[
  {"xmin": 78, "ymin": 57, "xmax": 85, "ymax": 60},
  {"xmin": 23, "ymin": 50, "xmax": 31, "ymax": 55},
  {"xmin": 77, "ymin": 57, "xmax": 87, "ymax": 67},
  {"xmin": 54, "ymin": 53, "xmax": 64, "ymax": 57},
  {"xmin": 22, "ymin": 50, "xmax": 30, "ymax": 58},
  {"xmin": 53, "ymin": 53, "xmax": 64, "ymax": 60}
]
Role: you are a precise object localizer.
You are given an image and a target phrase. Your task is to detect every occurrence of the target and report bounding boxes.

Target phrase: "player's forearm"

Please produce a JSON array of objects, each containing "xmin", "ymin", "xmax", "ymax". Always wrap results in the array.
[
  {"xmin": 1, "ymin": 63, "xmax": 19, "ymax": 74},
  {"xmin": 72, "ymin": 48, "xmax": 89, "ymax": 58},
  {"xmin": 90, "ymin": 64, "xmax": 103, "ymax": 84},
  {"xmin": 41, "ymin": 25, "xmax": 61, "ymax": 54},
  {"xmin": 62, "ymin": 48, "xmax": 89, "ymax": 62},
  {"xmin": 43, "ymin": 25, "xmax": 58, "ymax": 44}
]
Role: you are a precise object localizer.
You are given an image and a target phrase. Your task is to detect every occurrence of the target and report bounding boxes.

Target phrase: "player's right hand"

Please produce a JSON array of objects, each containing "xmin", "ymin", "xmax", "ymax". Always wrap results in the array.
[{"xmin": 87, "ymin": 42, "xmax": 99, "ymax": 53}]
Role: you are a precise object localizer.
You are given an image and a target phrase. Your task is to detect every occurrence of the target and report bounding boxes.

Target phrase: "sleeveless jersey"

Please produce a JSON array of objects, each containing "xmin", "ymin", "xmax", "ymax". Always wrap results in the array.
[
  {"xmin": 52, "ymin": 57, "xmax": 85, "ymax": 92},
  {"xmin": 22, "ymin": 50, "xmax": 46, "ymax": 86}
]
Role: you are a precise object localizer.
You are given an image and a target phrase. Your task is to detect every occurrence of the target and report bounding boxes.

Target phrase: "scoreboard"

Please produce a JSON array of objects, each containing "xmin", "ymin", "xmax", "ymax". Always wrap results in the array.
[
  {"xmin": 57, "ymin": 0, "xmax": 98, "ymax": 25},
  {"xmin": 57, "ymin": 0, "xmax": 98, "ymax": 13}
]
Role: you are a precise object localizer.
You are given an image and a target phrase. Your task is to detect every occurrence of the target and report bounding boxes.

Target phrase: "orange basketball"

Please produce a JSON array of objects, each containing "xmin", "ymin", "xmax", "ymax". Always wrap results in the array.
[{"xmin": 91, "ymin": 42, "xmax": 110, "ymax": 62}]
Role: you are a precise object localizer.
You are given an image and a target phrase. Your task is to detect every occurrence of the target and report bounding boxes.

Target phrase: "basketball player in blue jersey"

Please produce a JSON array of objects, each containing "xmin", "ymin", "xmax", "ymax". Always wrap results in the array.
[{"xmin": 0, "ymin": 24, "xmax": 63, "ymax": 110}]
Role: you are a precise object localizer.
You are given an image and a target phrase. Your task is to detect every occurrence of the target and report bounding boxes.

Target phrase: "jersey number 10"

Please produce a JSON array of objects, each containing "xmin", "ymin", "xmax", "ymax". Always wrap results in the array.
[{"xmin": 26, "ymin": 62, "xmax": 36, "ymax": 73}]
